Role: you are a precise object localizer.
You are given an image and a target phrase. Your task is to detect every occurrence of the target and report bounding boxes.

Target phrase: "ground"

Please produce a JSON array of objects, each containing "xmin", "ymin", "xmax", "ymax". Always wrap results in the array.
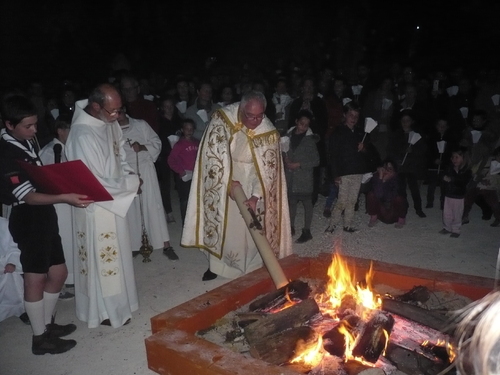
[{"xmin": 0, "ymin": 187, "xmax": 498, "ymax": 375}]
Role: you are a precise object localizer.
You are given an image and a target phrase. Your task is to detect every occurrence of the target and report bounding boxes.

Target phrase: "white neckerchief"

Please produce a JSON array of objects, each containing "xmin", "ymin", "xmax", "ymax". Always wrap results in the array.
[{"xmin": 0, "ymin": 129, "xmax": 42, "ymax": 166}]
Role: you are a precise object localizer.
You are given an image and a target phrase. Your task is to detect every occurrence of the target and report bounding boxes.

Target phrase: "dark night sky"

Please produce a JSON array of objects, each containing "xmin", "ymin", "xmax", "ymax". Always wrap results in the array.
[{"xmin": 1, "ymin": 1, "xmax": 499, "ymax": 91}]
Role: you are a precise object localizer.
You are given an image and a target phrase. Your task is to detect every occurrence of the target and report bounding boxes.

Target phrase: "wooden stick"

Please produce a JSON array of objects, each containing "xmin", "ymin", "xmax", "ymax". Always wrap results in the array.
[{"xmin": 232, "ymin": 184, "xmax": 289, "ymax": 289}]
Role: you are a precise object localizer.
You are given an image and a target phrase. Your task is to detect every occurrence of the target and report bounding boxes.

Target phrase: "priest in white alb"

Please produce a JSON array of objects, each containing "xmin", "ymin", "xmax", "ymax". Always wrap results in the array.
[
  {"xmin": 116, "ymin": 109, "xmax": 178, "ymax": 260},
  {"xmin": 181, "ymin": 91, "xmax": 292, "ymax": 281},
  {"xmin": 65, "ymin": 84, "xmax": 140, "ymax": 328}
]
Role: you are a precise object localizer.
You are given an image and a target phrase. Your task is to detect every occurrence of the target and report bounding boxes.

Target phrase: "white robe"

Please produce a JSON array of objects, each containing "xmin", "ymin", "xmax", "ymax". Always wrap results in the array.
[
  {"xmin": 120, "ymin": 116, "xmax": 170, "ymax": 250},
  {"xmin": 181, "ymin": 102, "xmax": 292, "ymax": 278},
  {"xmin": 0, "ymin": 217, "xmax": 24, "ymax": 322},
  {"xmin": 65, "ymin": 99, "xmax": 140, "ymax": 328},
  {"xmin": 39, "ymin": 138, "xmax": 75, "ymax": 284}
]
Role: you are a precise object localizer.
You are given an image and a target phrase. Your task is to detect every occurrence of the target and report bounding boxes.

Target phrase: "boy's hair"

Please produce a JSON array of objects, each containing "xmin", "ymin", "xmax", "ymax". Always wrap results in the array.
[
  {"xmin": 343, "ymin": 100, "xmax": 361, "ymax": 114},
  {"xmin": 53, "ymin": 114, "xmax": 72, "ymax": 136},
  {"xmin": 1, "ymin": 94, "xmax": 37, "ymax": 127}
]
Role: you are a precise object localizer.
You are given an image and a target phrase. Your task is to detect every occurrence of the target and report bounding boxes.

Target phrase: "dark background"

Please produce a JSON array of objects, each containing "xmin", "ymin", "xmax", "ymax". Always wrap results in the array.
[{"xmin": 1, "ymin": 1, "xmax": 499, "ymax": 90}]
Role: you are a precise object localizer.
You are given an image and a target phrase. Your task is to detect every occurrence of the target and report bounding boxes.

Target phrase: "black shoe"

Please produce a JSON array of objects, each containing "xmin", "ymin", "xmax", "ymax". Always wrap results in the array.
[
  {"xmin": 46, "ymin": 322, "xmax": 77, "ymax": 338},
  {"xmin": 343, "ymin": 226, "xmax": 358, "ymax": 233},
  {"xmin": 163, "ymin": 247, "xmax": 179, "ymax": 261},
  {"xmin": 295, "ymin": 229, "xmax": 312, "ymax": 243},
  {"xmin": 416, "ymin": 210, "xmax": 427, "ymax": 218},
  {"xmin": 291, "ymin": 226, "xmax": 295, "ymax": 236},
  {"xmin": 101, "ymin": 318, "xmax": 131, "ymax": 326},
  {"xmin": 425, "ymin": 203, "xmax": 433, "ymax": 208},
  {"xmin": 19, "ymin": 312, "xmax": 31, "ymax": 325},
  {"xmin": 32, "ymin": 331, "xmax": 77, "ymax": 355},
  {"xmin": 462, "ymin": 216, "xmax": 470, "ymax": 224},
  {"xmin": 491, "ymin": 219, "xmax": 500, "ymax": 227},
  {"xmin": 439, "ymin": 228, "xmax": 451, "ymax": 234},
  {"xmin": 450, "ymin": 233, "xmax": 461, "ymax": 238},
  {"xmin": 483, "ymin": 213, "xmax": 493, "ymax": 220},
  {"xmin": 202, "ymin": 269, "xmax": 217, "ymax": 281}
]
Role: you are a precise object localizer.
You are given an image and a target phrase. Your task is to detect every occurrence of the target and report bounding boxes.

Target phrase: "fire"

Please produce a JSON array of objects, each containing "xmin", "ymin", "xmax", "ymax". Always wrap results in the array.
[
  {"xmin": 291, "ymin": 253, "xmax": 384, "ymax": 366},
  {"xmin": 316, "ymin": 253, "xmax": 381, "ymax": 320},
  {"xmin": 290, "ymin": 335, "xmax": 324, "ymax": 367}
]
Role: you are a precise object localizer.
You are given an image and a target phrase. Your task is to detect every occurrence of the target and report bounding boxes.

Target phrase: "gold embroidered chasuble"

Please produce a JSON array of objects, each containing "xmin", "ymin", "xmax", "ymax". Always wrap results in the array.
[{"xmin": 181, "ymin": 103, "xmax": 292, "ymax": 265}]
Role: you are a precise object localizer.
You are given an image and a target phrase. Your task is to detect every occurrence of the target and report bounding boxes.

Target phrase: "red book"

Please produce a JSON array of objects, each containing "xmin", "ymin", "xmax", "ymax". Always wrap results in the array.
[{"xmin": 18, "ymin": 160, "xmax": 113, "ymax": 202}]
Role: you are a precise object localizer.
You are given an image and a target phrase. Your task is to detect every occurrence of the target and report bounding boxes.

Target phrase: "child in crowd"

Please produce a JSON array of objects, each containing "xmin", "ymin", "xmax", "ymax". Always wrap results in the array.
[
  {"xmin": 440, "ymin": 147, "xmax": 472, "ymax": 238},
  {"xmin": 366, "ymin": 159, "xmax": 408, "ymax": 228},
  {"xmin": 167, "ymin": 118, "xmax": 200, "ymax": 225},
  {"xmin": 0, "ymin": 216, "xmax": 24, "ymax": 322},
  {"xmin": 0, "ymin": 94, "xmax": 92, "ymax": 355}
]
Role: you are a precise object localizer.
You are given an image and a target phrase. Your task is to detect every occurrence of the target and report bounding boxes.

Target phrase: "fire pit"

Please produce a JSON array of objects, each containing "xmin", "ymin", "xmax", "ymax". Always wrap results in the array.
[{"xmin": 145, "ymin": 254, "xmax": 495, "ymax": 375}]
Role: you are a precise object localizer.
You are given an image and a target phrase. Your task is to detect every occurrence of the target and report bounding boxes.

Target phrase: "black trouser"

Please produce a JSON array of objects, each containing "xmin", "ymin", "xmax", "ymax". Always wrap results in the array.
[
  {"xmin": 155, "ymin": 159, "xmax": 172, "ymax": 214},
  {"xmin": 398, "ymin": 172, "xmax": 423, "ymax": 212}
]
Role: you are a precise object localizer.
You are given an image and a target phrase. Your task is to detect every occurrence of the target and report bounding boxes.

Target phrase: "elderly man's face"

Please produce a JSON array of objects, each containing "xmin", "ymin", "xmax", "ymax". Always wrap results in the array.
[
  {"xmin": 241, "ymin": 99, "xmax": 265, "ymax": 130},
  {"xmin": 99, "ymin": 91, "xmax": 123, "ymax": 123},
  {"xmin": 120, "ymin": 79, "xmax": 140, "ymax": 103}
]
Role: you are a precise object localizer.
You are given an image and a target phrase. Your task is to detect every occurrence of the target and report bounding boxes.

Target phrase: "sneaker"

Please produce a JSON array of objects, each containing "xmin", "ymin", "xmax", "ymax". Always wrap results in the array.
[
  {"xmin": 395, "ymin": 217, "xmax": 406, "ymax": 229},
  {"xmin": 58, "ymin": 290, "xmax": 75, "ymax": 300},
  {"xmin": 323, "ymin": 208, "xmax": 331, "ymax": 218},
  {"xmin": 163, "ymin": 247, "xmax": 179, "ymax": 261},
  {"xmin": 416, "ymin": 210, "xmax": 427, "ymax": 218},
  {"xmin": 450, "ymin": 233, "xmax": 460, "ymax": 238},
  {"xmin": 439, "ymin": 228, "xmax": 451, "ymax": 235},
  {"xmin": 32, "ymin": 331, "xmax": 77, "ymax": 355}
]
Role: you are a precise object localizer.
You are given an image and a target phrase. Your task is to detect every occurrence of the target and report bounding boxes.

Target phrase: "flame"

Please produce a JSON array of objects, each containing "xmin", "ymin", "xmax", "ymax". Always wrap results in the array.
[
  {"xmin": 292, "ymin": 254, "xmax": 386, "ymax": 367},
  {"xmin": 317, "ymin": 253, "xmax": 381, "ymax": 320},
  {"xmin": 290, "ymin": 335, "xmax": 324, "ymax": 366}
]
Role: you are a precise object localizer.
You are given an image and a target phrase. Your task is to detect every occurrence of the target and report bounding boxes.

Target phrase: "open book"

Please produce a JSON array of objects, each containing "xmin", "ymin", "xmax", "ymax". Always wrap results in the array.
[{"xmin": 18, "ymin": 159, "xmax": 113, "ymax": 202}]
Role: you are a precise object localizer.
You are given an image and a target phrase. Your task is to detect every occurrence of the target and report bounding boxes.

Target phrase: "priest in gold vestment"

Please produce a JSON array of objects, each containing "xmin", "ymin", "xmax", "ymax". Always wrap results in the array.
[{"xmin": 181, "ymin": 91, "xmax": 292, "ymax": 280}]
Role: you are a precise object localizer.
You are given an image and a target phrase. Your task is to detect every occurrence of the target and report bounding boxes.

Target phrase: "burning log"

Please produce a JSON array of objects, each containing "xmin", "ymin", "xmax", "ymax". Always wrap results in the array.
[
  {"xmin": 323, "ymin": 315, "xmax": 361, "ymax": 357},
  {"xmin": 395, "ymin": 285, "xmax": 431, "ymax": 304},
  {"xmin": 352, "ymin": 311, "xmax": 395, "ymax": 363},
  {"xmin": 385, "ymin": 342, "xmax": 450, "ymax": 375},
  {"xmin": 244, "ymin": 298, "xmax": 320, "ymax": 346},
  {"xmin": 381, "ymin": 298, "xmax": 450, "ymax": 331},
  {"xmin": 249, "ymin": 279, "xmax": 311, "ymax": 312},
  {"xmin": 249, "ymin": 326, "xmax": 318, "ymax": 365},
  {"xmin": 344, "ymin": 361, "xmax": 386, "ymax": 375}
]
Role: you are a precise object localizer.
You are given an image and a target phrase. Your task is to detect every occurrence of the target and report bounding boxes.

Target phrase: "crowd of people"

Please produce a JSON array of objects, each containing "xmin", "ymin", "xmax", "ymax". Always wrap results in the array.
[{"xmin": 1, "ymin": 55, "xmax": 500, "ymax": 366}]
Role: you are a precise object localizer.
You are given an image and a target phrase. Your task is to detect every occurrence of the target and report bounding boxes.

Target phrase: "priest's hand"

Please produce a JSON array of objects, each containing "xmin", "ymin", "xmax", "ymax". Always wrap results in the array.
[
  {"xmin": 244, "ymin": 195, "xmax": 259, "ymax": 213},
  {"xmin": 229, "ymin": 180, "xmax": 242, "ymax": 201},
  {"xmin": 131, "ymin": 141, "xmax": 147, "ymax": 152}
]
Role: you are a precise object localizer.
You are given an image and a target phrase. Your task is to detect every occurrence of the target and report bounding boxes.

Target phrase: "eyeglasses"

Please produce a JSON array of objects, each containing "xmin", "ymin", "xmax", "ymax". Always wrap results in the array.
[
  {"xmin": 243, "ymin": 112, "xmax": 266, "ymax": 121},
  {"xmin": 101, "ymin": 105, "xmax": 123, "ymax": 116}
]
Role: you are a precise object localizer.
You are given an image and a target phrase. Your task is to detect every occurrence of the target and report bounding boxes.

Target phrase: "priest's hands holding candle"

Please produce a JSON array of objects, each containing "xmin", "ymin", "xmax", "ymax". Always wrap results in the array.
[{"xmin": 229, "ymin": 180, "xmax": 259, "ymax": 213}]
